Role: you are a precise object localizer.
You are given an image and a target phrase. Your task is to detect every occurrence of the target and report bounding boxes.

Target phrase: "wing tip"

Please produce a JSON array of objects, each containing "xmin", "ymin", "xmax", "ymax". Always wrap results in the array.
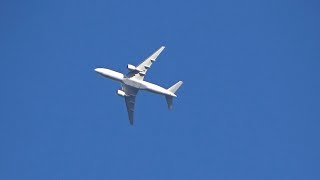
[{"xmin": 129, "ymin": 116, "xmax": 134, "ymax": 125}]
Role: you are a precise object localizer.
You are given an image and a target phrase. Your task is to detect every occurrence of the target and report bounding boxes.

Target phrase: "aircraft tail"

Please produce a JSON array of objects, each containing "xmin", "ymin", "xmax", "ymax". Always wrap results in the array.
[
  {"xmin": 165, "ymin": 81, "xmax": 183, "ymax": 109},
  {"xmin": 168, "ymin": 81, "xmax": 183, "ymax": 94}
]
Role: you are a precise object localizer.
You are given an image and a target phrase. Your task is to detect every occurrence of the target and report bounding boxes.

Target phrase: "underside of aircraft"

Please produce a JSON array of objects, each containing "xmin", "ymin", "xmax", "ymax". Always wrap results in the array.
[{"xmin": 95, "ymin": 46, "xmax": 183, "ymax": 125}]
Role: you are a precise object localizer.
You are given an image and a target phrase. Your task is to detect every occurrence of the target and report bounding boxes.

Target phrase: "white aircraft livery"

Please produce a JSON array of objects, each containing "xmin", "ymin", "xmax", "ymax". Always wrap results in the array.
[{"xmin": 95, "ymin": 46, "xmax": 183, "ymax": 125}]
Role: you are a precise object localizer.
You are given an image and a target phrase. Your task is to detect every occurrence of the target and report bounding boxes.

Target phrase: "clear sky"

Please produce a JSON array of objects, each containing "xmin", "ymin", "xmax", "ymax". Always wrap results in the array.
[{"xmin": 1, "ymin": 0, "xmax": 320, "ymax": 179}]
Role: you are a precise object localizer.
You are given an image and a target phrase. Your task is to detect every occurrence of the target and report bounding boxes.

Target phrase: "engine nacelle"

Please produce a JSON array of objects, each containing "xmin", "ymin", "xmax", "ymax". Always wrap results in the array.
[
  {"xmin": 127, "ymin": 64, "xmax": 137, "ymax": 71},
  {"xmin": 116, "ymin": 90, "xmax": 126, "ymax": 97}
]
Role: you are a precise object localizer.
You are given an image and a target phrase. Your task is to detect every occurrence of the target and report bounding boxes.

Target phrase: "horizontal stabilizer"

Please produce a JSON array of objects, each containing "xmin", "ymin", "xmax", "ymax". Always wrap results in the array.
[
  {"xmin": 168, "ymin": 81, "xmax": 183, "ymax": 94},
  {"xmin": 165, "ymin": 81, "xmax": 183, "ymax": 109},
  {"xmin": 165, "ymin": 96, "xmax": 173, "ymax": 110}
]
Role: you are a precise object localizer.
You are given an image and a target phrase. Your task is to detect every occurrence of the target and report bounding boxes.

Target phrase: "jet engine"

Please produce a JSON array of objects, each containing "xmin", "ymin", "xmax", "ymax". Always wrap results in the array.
[
  {"xmin": 127, "ymin": 64, "xmax": 137, "ymax": 71},
  {"xmin": 116, "ymin": 90, "xmax": 126, "ymax": 97}
]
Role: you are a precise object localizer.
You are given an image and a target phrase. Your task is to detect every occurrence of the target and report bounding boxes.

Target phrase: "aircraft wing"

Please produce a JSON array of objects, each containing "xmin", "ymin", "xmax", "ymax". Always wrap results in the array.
[
  {"xmin": 125, "ymin": 95, "xmax": 136, "ymax": 125},
  {"xmin": 122, "ymin": 85, "xmax": 139, "ymax": 125},
  {"xmin": 127, "ymin": 46, "xmax": 165, "ymax": 80}
]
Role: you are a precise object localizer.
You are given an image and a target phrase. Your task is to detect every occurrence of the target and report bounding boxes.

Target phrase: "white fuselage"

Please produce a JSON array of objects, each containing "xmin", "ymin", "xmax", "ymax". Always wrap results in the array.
[{"xmin": 94, "ymin": 68, "xmax": 176, "ymax": 97}]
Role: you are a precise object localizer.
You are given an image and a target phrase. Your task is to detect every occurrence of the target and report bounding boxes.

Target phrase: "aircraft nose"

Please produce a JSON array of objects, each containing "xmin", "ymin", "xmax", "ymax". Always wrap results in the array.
[{"xmin": 94, "ymin": 68, "xmax": 103, "ymax": 73}]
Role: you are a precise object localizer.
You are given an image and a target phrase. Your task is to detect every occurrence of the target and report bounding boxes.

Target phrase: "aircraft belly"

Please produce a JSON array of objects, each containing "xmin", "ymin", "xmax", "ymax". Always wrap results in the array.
[
  {"xmin": 95, "ymin": 46, "xmax": 182, "ymax": 125},
  {"xmin": 122, "ymin": 79, "xmax": 146, "ymax": 89},
  {"xmin": 144, "ymin": 82, "xmax": 171, "ymax": 96}
]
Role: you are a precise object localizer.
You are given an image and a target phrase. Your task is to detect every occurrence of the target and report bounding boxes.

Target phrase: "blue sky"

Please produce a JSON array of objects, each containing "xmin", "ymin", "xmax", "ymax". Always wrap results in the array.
[{"xmin": 1, "ymin": 0, "xmax": 320, "ymax": 179}]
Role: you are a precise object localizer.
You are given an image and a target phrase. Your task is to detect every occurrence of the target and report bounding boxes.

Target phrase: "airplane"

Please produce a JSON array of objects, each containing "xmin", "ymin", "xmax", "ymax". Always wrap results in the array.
[{"xmin": 94, "ymin": 46, "xmax": 183, "ymax": 125}]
